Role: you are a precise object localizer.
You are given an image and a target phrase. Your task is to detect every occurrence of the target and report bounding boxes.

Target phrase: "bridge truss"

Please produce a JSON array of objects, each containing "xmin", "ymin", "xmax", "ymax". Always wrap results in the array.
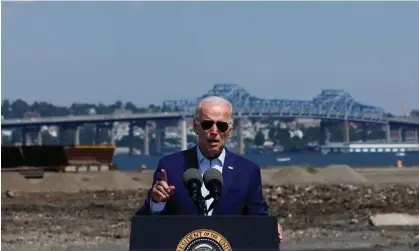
[{"xmin": 162, "ymin": 83, "xmax": 386, "ymax": 123}]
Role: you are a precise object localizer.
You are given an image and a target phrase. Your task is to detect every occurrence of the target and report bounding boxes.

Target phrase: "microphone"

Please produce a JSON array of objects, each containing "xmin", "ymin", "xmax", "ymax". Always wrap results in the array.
[
  {"xmin": 182, "ymin": 168, "xmax": 203, "ymax": 202},
  {"xmin": 203, "ymin": 168, "xmax": 223, "ymax": 201}
]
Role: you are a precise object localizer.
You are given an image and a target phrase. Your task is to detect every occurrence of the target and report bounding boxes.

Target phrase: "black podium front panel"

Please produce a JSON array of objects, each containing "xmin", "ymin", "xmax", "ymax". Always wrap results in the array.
[{"xmin": 129, "ymin": 215, "xmax": 279, "ymax": 251}]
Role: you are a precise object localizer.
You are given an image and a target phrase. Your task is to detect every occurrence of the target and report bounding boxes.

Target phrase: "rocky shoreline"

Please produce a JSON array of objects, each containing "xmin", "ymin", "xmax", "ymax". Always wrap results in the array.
[{"xmin": 2, "ymin": 184, "xmax": 419, "ymax": 251}]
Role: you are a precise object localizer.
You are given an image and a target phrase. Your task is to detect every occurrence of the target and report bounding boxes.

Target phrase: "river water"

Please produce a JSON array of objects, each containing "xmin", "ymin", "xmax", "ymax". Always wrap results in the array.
[{"xmin": 113, "ymin": 152, "xmax": 419, "ymax": 171}]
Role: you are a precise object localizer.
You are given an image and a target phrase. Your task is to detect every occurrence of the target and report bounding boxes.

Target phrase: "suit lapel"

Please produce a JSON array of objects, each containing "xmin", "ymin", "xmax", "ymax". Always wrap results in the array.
[
  {"xmin": 181, "ymin": 146, "xmax": 200, "ymax": 214},
  {"xmin": 213, "ymin": 148, "xmax": 237, "ymax": 214},
  {"xmin": 221, "ymin": 148, "xmax": 237, "ymax": 197},
  {"xmin": 183, "ymin": 146, "xmax": 199, "ymax": 171}
]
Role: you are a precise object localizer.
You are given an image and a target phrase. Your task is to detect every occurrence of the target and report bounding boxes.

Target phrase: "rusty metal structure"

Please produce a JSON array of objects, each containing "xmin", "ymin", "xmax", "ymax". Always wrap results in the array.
[{"xmin": 1, "ymin": 145, "xmax": 117, "ymax": 178}]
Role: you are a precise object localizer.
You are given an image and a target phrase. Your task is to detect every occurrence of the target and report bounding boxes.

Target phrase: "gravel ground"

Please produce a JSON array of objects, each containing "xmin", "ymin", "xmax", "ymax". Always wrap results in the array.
[
  {"xmin": 2, "ymin": 183, "xmax": 419, "ymax": 251},
  {"xmin": 2, "ymin": 167, "xmax": 419, "ymax": 251}
]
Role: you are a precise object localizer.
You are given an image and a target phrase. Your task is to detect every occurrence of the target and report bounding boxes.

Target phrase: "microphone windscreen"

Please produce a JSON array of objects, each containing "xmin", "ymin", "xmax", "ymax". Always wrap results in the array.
[
  {"xmin": 203, "ymin": 168, "xmax": 223, "ymax": 187},
  {"xmin": 183, "ymin": 168, "xmax": 203, "ymax": 187}
]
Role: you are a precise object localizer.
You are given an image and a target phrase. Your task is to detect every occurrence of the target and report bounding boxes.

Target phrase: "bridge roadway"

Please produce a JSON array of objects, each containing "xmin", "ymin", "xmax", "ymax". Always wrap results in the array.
[
  {"xmin": 1, "ymin": 112, "xmax": 187, "ymax": 128},
  {"xmin": 1, "ymin": 112, "xmax": 419, "ymax": 129}
]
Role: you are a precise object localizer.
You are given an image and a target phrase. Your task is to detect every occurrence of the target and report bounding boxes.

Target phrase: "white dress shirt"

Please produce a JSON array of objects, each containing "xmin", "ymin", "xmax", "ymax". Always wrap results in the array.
[{"xmin": 150, "ymin": 146, "xmax": 225, "ymax": 216}]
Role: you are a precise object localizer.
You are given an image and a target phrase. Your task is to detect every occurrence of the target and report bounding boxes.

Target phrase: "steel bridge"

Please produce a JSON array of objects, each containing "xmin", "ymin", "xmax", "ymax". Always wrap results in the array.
[
  {"xmin": 164, "ymin": 83, "xmax": 387, "ymax": 123},
  {"xmin": 2, "ymin": 83, "xmax": 418, "ymax": 155},
  {"xmin": 1, "ymin": 83, "xmax": 419, "ymax": 128}
]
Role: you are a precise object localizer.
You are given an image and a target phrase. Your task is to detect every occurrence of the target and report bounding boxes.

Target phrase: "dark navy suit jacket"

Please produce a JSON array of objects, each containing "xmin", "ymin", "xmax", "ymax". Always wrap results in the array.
[{"xmin": 136, "ymin": 146, "xmax": 269, "ymax": 216}]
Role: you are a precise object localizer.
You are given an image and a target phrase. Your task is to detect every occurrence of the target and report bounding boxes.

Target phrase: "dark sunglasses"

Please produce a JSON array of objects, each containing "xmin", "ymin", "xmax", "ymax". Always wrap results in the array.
[{"xmin": 200, "ymin": 120, "xmax": 229, "ymax": 132}]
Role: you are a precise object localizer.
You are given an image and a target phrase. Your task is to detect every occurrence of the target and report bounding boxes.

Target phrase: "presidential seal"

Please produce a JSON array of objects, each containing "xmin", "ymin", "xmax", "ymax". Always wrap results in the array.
[{"xmin": 176, "ymin": 229, "xmax": 232, "ymax": 251}]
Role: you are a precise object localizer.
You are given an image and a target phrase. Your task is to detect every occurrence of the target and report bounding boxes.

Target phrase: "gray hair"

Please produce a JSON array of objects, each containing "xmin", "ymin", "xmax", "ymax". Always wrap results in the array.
[{"xmin": 194, "ymin": 96, "xmax": 234, "ymax": 125}]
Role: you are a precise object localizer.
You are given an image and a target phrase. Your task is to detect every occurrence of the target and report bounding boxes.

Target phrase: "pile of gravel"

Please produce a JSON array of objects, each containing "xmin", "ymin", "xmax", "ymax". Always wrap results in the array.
[
  {"xmin": 269, "ymin": 167, "xmax": 325, "ymax": 184},
  {"xmin": 315, "ymin": 165, "xmax": 368, "ymax": 184},
  {"xmin": 39, "ymin": 173, "xmax": 86, "ymax": 193},
  {"xmin": 1, "ymin": 172, "xmax": 39, "ymax": 192},
  {"xmin": 84, "ymin": 171, "xmax": 150, "ymax": 191}
]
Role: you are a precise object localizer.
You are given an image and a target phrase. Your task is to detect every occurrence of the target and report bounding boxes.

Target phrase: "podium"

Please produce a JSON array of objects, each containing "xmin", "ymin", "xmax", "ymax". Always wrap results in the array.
[{"xmin": 129, "ymin": 215, "xmax": 280, "ymax": 251}]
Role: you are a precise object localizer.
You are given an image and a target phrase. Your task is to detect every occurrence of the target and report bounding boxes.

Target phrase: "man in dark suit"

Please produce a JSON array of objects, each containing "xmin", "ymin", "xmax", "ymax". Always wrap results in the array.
[{"xmin": 136, "ymin": 96, "xmax": 282, "ymax": 239}]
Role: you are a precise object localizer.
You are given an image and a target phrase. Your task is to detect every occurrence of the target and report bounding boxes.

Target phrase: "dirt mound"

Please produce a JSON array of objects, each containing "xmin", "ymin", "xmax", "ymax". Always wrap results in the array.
[
  {"xmin": 269, "ymin": 167, "xmax": 325, "ymax": 184},
  {"xmin": 1, "ymin": 172, "xmax": 39, "ymax": 192},
  {"xmin": 316, "ymin": 164, "xmax": 368, "ymax": 183},
  {"xmin": 127, "ymin": 171, "xmax": 153, "ymax": 189},
  {"xmin": 84, "ymin": 171, "xmax": 150, "ymax": 191},
  {"xmin": 39, "ymin": 173, "xmax": 86, "ymax": 193}
]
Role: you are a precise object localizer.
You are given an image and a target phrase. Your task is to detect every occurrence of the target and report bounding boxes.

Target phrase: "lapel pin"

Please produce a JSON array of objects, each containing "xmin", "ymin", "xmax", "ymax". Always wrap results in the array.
[{"xmin": 228, "ymin": 166, "xmax": 234, "ymax": 170}]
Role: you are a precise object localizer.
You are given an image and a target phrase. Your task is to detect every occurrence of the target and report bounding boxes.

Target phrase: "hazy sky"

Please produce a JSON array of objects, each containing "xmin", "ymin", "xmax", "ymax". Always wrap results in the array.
[{"xmin": 2, "ymin": 1, "xmax": 418, "ymax": 115}]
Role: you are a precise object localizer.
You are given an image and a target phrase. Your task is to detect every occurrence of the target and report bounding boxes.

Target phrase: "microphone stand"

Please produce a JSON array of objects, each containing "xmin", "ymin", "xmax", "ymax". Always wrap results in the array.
[
  {"xmin": 193, "ymin": 193, "xmax": 208, "ymax": 216},
  {"xmin": 203, "ymin": 194, "xmax": 219, "ymax": 215},
  {"xmin": 198, "ymin": 195, "xmax": 208, "ymax": 216}
]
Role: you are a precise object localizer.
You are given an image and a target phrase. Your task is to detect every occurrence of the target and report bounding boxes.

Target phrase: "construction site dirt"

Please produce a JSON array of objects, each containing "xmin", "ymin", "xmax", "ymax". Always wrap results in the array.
[{"xmin": 2, "ymin": 166, "xmax": 419, "ymax": 251}]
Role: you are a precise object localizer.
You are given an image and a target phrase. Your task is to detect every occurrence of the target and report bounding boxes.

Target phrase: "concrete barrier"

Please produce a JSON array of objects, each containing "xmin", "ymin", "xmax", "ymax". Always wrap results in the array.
[{"xmin": 369, "ymin": 213, "xmax": 419, "ymax": 226}]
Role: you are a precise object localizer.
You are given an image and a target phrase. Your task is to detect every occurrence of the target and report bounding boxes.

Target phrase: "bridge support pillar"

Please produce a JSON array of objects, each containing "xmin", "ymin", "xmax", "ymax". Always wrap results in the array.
[
  {"xmin": 129, "ymin": 121, "xmax": 135, "ymax": 155},
  {"xmin": 22, "ymin": 127, "xmax": 45, "ymax": 145},
  {"xmin": 319, "ymin": 120, "xmax": 328, "ymax": 145},
  {"xmin": 37, "ymin": 129, "xmax": 43, "ymax": 145},
  {"xmin": 98, "ymin": 123, "xmax": 115, "ymax": 145},
  {"xmin": 343, "ymin": 120, "xmax": 350, "ymax": 144},
  {"xmin": 235, "ymin": 118, "xmax": 244, "ymax": 155},
  {"xmin": 180, "ymin": 119, "xmax": 187, "ymax": 151},
  {"xmin": 398, "ymin": 128, "xmax": 403, "ymax": 142},
  {"xmin": 155, "ymin": 123, "xmax": 164, "ymax": 154},
  {"xmin": 59, "ymin": 126, "xmax": 65, "ymax": 145},
  {"xmin": 385, "ymin": 123, "xmax": 391, "ymax": 142},
  {"xmin": 401, "ymin": 128, "xmax": 407, "ymax": 142},
  {"xmin": 74, "ymin": 126, "xmax": 80, "ymax": 145},
  {"xmin": 143, "ymin": 122, "xmax": 149, "ymax": 155},
  {"xmin": 26, "ymin": 133, "xmax": 32, "ymax": 145},
  {"xmin": 22, "ymin": 127, "xmax": 31, "ymax": 146},
  {"xmin": 94, "ymin": 125, "xmax": 100, "ymax": 145},
  {"xmin": 108, "ymin": 123, "xmax": 115, "ymax": 145}
]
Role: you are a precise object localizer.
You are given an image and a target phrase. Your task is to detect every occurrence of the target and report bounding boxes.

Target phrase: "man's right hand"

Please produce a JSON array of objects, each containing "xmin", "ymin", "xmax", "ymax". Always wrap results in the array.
[{"xmin": 151, "ymin": 169, "xmax": 175, "ymax": 202}]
